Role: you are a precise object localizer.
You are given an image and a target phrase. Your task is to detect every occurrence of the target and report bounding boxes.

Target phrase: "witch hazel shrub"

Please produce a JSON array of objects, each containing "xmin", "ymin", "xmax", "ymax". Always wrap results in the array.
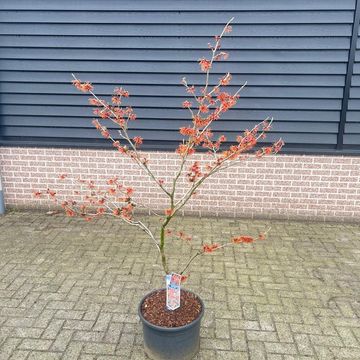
[{"xmin": 34, "ymin": 18, "xmax": 284, "ymax": 280}]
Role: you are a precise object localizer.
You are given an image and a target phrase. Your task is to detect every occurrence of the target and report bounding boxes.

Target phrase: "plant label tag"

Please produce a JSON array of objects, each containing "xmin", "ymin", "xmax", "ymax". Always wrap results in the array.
[{"xmin": 166, "ymin": 272, "xmax": 181, "ymax": 310}]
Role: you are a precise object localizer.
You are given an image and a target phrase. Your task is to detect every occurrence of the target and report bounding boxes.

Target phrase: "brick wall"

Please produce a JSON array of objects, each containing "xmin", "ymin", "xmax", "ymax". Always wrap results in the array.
[{"xmin": 0, "ymin": 146, "xmax": 359, "ymax": 222}]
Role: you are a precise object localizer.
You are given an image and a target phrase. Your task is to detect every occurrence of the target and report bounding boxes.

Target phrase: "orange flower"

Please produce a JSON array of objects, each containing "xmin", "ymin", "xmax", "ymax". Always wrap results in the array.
[
  {"xmin": 128, "ymin": 113, "xmax": 137, "ymax": 121},
  {"xmin": 65, "ymin": 208, "xmax": 76, "ymax": 217},
  {"xmin": 108, "ymin": 188, "xmax": 116, "ymax": 195},
  {"xmin": 46, "ymin": 189, "xmax": 56, "ymax": 198},
  {"xmin": 198, "ymin": 58, "xmax": 212, "ymax": 72},
  {"xmin": 179, "ymin": 127, "xmax": 196, "ymax": 137},
  {"xmin": 186, "ymin": 85, "xmax": 195, "ymax": 94},
  {"xmin": 176, "ymin": 144, "xmax": 195, "ymax": 157},
  {"xmin": 72, "ymin": 79, "xmax": 93, "ymax": 93},
  {"xmin": 164, "ymin": 208, "xmax": 174, "ymax": 216},
  {"xmin": 133, "ymin": 136, "xmax": 143, "ymax": 146},
  {"xmin": 199, "ymin": 104, "xmax": 209, "ymax": 113},
  {"xmin": 97, "ymin": 207, "xmax": 106, "ymax": 215},
  {"xmin": 111, "ymin": 96, "xmax": 121, "ymax": 105},
  {"xmin": 92, "ymin": 119, "xmax": 101, "ymax": 129},
  {"xmin": 219, "ymin": 73, "xmax": 232, "ymax": 86},
  {"xmin": 114, "ymin": 87, "xmax": 129, "ymax": 97},
  {"xmin": 88, "ymin": 97, "xmax": 102, "ymax": 106},
  {"xmin": 100, "ymin": 129, "xmax": 110, "ymax": 139},
  {"xmin": 126, "ymin": 187, "xmax": 134, "ymax": 196},
  {"xmin": 203, "ymin": 243, "xmax": 221, "ymax": 253},
  {"xmin": 264, "ymin": 147, "xmax": 272, "ymax": 155},
  {"xmin": 113, "ymin": 208, "xmax": 120, "ymax": 216},
  {"xmin": 224, "ymin": 25, "xmax": 232, "ymax": 33},
  {"xmin": 232, "ymin": 236, "xmax": 254, "ymax": 244},
  {"xmin": 32, "ymin": 191, "xmax": 42, "ymax": 198},
  {"xmin": 182, "ymin": 100, "xmax": 192, "ymax": 108}
]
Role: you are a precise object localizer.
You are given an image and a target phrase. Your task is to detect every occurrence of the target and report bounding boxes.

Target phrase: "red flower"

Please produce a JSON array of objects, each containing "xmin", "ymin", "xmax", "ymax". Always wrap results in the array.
[
  {"xmin": 258, "ymin": 233, "xmax": 266, "ymax": 241},
  {"xmin": 65, "ymin": 208, "xmax": 76, "ymax": 217},
  {"xmin": 128, "ymin": 113, "xmax": 137, "ymax": 121},
  {"xmin": 59, "ymin": 174, "xmax": 67, "ymax": 180},
  {"xmin": 32, "ymin": 191, "xmax": 42, "ymax": 198},
  {"xmin": 264, "ymin": 147, "xmax": 272, "ymax": 155},
  {"xmin": 107, "ymin": 177, "xmax": 118, "ymax": 185},
  {"xmin": 176, "ymin": 144, "xmax": 195, "ymax": 157},
  {"xmin": 113, "ymin": 208, "xmax": 120, "ymax": 216},
  {"xmin": 114, "ymin": 87, "xmax": 129, "ymax": 97},
  {"xmin": 232, "ymin": 236, "xmax": 254, "ymax": 244},
  {"xmin": 180, "ymin": 274, "xmax": 189, "ymax": 283},
  {"xmin": 182, "ymin": 100, "xmax": 192, "ymax": 108},
  {"xmin": 101, "ymin": 129, "xmax": 110, "ymax": 139},
  {"xmin": 97, "ymin": 207, "xmax": 106, "ymax": 215},
  {"xmin": 108, "ymin": 188, "xmax": 116, "ymax": 195},
  {"xmin": 72, "ymin": 79, "xmax": 93, "ymax": 93},
  {"xmin": 111, "ymin": 96, "xmax": 121, "ymax": 105},
  {"xmin": 219, "ymin": 73, "xmax": 232, "ymax": 86},
  {"xmin": 46, "ymin": 189, "xmax": 56, "ymax": 198},
  {"xmin": 179, "ymin": 127, "xmax": 196, "ymax": 137},
  {"xmin": 126, "ymin": 187, "xmax": 134, "ymax": 196},
  {"xmin": 198, "ymin": 58, "xmax": 212, "ymax": 72},
  {"xmin": 88, "ymin": 98, "xmax": 102, "ymax": 106},
  {"xmin": 164, "ymin": 208, "xmax": 174, "ymax": 216},
  {"xmin": 203, "ymin": 243, "xmax": 221, "ymax": 253},
  {"xmin": 121, "ymin": 203, "xmax": 134, "ymax": 220},
  {"xmin": 133, "ymin": 136, "xmax": 143, "ymax": 146},
  {"xmin": 187, "ymin": 86, "xmax": 195, "ymax": 94},
  {"xmin": 199, "ymin": 104, "xmax": 209, "ymax": 113},
  {"xmin": 92, "ymin": 119, "xmax": 101, "ymax": 129}
]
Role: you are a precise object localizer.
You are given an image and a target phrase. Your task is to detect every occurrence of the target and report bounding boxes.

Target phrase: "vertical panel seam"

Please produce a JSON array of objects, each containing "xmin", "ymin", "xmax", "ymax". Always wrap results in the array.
[{"xmin": 337, "ymin": 0, "xmax": 360, "ymax": 149}]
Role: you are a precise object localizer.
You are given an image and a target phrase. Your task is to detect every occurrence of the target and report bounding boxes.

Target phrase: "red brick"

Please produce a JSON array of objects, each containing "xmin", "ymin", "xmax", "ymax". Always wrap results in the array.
[{"xmin": 1, "ymin": 147, "xmax": 359, "ymax": 221}]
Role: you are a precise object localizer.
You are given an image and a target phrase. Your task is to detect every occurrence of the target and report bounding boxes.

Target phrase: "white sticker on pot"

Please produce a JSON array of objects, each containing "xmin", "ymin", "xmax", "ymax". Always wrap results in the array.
[{"xmin": 166, "ymin": 273, "xmax": 181, "ymax": 310}]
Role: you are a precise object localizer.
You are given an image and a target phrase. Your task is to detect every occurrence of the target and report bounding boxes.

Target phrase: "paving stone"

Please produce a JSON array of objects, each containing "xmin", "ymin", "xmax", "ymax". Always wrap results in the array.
[
  {"xmin": 19, "ymin": 338, "xmax": 53, "ymax": 351},
  {"xmin": 8, "ymin": 350, "xmax": 29, "ymax": 360},
  {"xmin": 0, "ymin": 212, "xmax": 359, "ymax": 359},
  {"xmin": 82, "ymin": 342, "xmax": 116, "ymax": 355},
  {"xmin": 27, "ymin": 352, "xmax": 61, "ymax": 360}
]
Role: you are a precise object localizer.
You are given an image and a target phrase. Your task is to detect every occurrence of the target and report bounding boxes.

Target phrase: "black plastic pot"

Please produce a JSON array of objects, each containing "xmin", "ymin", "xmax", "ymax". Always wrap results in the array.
[{"xmin": 138, "ymin": 288, "xmax": 204, "ymax": 360}]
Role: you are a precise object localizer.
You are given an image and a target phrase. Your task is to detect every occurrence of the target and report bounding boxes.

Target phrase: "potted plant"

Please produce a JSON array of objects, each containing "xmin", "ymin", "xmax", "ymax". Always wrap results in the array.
[{"xmin": 34, "ymin": 18, "xmax": 284, "ymax": 360}]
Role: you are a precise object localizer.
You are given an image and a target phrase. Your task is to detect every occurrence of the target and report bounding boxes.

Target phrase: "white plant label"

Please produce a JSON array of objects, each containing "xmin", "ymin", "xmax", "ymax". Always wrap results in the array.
[{"xmin": 166, "ymin": 273, "xmax": 181, "ymax": 310}]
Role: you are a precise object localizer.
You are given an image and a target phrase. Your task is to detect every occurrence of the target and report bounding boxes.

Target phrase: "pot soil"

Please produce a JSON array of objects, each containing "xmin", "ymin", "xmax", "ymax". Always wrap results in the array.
[{"xmin": 138, "ymin": 288, "xmax": 204, "ymax": 360}]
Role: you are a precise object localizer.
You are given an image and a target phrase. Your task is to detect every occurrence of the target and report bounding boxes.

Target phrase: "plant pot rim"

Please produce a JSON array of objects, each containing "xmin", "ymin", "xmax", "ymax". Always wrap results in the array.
[{"xmin": 138, "ymin": 288, "xmax": 204, "ymax": 332}]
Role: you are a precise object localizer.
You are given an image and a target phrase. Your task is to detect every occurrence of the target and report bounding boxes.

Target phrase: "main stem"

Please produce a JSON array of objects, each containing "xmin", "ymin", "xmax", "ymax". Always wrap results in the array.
[{"xmin": 160, "ymin": 216, "xmax": 171, "ymax": 274}]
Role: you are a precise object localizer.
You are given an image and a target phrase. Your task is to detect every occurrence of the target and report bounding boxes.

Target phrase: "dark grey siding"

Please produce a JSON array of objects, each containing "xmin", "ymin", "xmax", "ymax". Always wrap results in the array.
[
  {"xmin": 346, "ymin": 28, "xmax": 360, "ymax": 149},
  {"xmin": 0, "ymin": 0, "xmax": 359, "ymax": 153}
]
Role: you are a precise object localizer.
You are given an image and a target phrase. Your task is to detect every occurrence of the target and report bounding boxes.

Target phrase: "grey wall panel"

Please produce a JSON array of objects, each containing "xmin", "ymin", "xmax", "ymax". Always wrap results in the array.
[
  {"xmin": 0, "ymin": 10, "xmax": 355, "ymax": 24},
  {"xmin": 0, "ymin": 72, "xmax": 346, "ymax": 86},
  {"xmin": 0, "ymin": 49, "xmax": 350, "ymax": 62},
  {"xmin": 0, "ymin": 0, "xmax": 358, "ymax": 152},
  {"xmin": 0, "ymin": 106, "xmax": 340, "ymax": 121},
  {"xmin": 344, "ymin": 29, "xmax": 360, "ymax": 146},
  {"xmin": 0, "ymin": 0, "xmax": 355, "ymax": 11},
  {"xmin": 0, "ymin": 83, "xmax": 345, "ymax": 98},
  {"xmin": 0, "ymin": 36, "xmax": 351, "ymax": 50}
]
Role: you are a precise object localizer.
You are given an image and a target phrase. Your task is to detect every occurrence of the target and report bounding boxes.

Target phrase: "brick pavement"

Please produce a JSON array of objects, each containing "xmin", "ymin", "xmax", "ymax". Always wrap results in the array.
[{"xmin": 0, "ymin": 211, "xmax": 359, "ymax": 359}]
